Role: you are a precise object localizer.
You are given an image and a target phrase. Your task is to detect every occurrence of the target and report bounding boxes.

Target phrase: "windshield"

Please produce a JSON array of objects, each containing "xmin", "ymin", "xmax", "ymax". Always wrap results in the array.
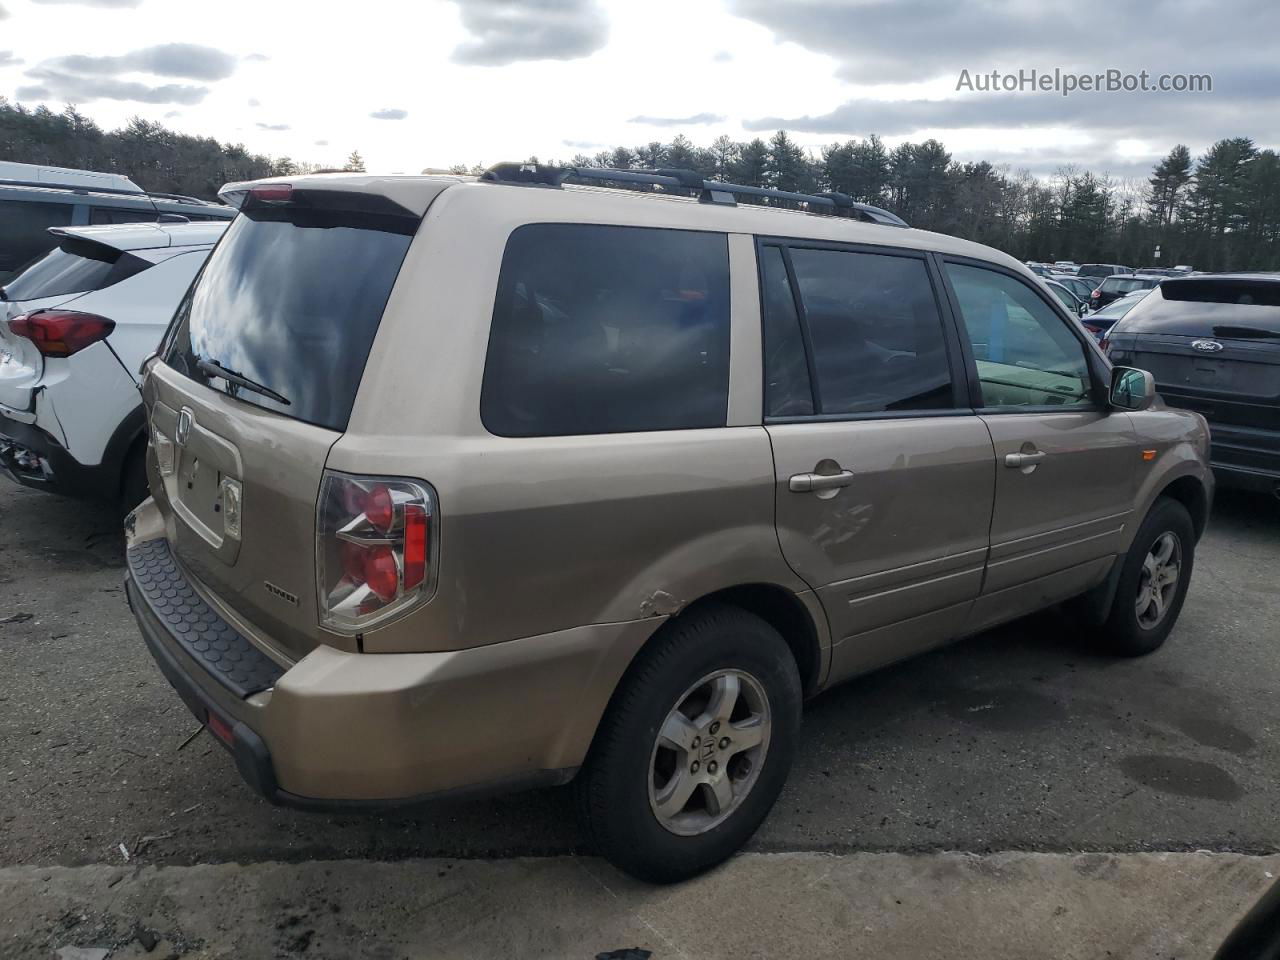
[{"xmin": 162, "ymin": 196, "xmax": 419, "ymax": 432}]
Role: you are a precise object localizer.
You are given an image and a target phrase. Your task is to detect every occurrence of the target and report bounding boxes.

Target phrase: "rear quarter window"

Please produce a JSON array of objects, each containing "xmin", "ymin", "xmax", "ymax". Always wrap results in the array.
[{"xmin": 481, "ymin": 224, "xmax": 731, "ymax": 437}]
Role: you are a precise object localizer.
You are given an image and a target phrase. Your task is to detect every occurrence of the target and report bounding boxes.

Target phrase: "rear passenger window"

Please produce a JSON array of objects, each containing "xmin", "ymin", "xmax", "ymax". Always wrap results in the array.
[
  {"xmin": 481, "ymin": 224, "xmax": 731, "ymax": 437},
  {"xmin": 781, "ymin": 247, "xmax": 955, "ymax": 415}
]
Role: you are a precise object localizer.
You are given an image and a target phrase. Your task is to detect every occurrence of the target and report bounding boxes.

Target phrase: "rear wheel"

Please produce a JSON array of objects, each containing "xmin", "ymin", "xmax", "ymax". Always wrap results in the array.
[
  {"xmin": 575, "ymin": 604, "xmax": 801, "ymax": 883},
  {"xmin": 1096, "ymin": 497, "xmax": 1195, "ymax": 656}
]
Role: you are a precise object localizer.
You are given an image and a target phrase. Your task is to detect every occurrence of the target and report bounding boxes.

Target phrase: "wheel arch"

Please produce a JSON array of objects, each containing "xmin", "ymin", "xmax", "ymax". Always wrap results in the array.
[
  {"xmin": 1158, "ymin": 473, "xmax": 1210, "ymax": 541},
  {"xmin": 675, "ymin": 584, "xmax": 827, "ymax": 697}
]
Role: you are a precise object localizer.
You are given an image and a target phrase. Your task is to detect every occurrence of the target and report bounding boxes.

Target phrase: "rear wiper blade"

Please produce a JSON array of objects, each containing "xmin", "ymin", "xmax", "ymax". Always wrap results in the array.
[{"xmin": 197, "ymin": 357, "xmax": 291, "ymax": 406}]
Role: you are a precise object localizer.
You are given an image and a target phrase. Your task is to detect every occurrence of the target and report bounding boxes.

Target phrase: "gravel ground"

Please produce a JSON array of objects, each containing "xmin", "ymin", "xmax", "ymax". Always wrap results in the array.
[{"xmin": 1, "ymin": 482, "xmax": 1278, "ymax": 868}]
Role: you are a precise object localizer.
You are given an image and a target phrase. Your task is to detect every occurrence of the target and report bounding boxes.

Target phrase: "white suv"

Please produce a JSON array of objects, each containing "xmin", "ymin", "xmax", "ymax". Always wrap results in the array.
[{"xmin": 0, "ymin": 220, "xmax": 226, "ymax": 509}]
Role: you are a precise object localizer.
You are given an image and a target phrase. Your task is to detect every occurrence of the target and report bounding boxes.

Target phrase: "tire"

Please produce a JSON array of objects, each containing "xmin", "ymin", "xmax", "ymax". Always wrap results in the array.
[
  {"xmin": 575, "ymin": 603, "xmax": 802, "ymax": 883},
  {"xmin": 1096, "ymin": 497, "xmax": 1196, "ymax": 656},
  {"xmin": 118, "ymin": 444, "xmax": 149, "ymax": 517}
]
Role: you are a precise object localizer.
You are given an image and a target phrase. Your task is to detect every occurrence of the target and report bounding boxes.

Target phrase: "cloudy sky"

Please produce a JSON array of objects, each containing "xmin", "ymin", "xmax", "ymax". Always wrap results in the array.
[{"xmin": 1, "ymin": 0, "xmax": 1275, "ymax": 180}]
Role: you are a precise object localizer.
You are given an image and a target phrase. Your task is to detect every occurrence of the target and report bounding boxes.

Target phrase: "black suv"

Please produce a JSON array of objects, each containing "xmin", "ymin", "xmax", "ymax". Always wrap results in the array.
[
  {"xmin": 1106, "ymin": 274, "xmax": 1280, "ymax": 496},
  {"xmin": 1, "ymin": 166, "xmax": 233, "ymax": 284}
]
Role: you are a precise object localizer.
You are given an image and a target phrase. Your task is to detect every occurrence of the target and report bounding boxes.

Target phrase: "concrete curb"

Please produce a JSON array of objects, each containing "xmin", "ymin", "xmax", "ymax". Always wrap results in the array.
[{"xmin": 3, "ymin": 851, "xmax": 1277, "ymax": 959}]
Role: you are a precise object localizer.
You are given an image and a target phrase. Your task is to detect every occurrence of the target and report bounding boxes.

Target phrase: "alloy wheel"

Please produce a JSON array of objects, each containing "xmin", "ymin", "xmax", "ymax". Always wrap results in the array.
[
  {"xmin": 1135, "ymin": 531, "xmax": 1182, "ymax": 629},
  {"xmin": 647, "ymin": 669, "xmax": 772, "ymax": 837}
]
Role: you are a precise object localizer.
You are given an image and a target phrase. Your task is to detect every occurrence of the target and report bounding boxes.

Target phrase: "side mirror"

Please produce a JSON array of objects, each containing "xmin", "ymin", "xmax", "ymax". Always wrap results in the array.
[
  {"xmin": 1109, "ymin": 366, "xmax": 1155, "ymax": 412},
  {"xmin": 1077, "ymin": 302, "xmax": 1088, "ymax": 317}
]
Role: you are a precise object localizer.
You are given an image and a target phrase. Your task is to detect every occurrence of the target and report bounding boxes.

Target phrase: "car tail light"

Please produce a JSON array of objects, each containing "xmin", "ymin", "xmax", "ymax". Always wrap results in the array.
[
  {"xmin": 9, "ymin": 310, "xmax": 115, "ymax": 358},
  {"xmin": 316, "ymin": 472, "xmax": 437, "ymax": 632},
  {"xmin": 151, "ymin": 422, "xmax": 176, "ymax": 477},
  {"xmin": 1081, "ymin": 321, "xmax": 1105, "ymax": 338}
]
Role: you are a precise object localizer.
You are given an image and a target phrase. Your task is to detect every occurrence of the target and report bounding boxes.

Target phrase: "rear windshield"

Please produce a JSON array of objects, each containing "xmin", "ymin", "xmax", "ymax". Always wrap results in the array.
[
  {"xmin": 162, "ymin": 194, "xmax": 419, "ymax": 432},
  {"xmin": 1, "ymin": 238, "xmax": 148, "ymax": 301},
  {"xmin": 1149, "ymin": 277, "xmax": 1280, "ymax": 336},
  {"xmin": 1163, "ymin": 277, "xmax": 1280, "ymax": 308},
  {"xmin": 1101, "ymin": 277, "xmax": 1148, "ymax": 294}
]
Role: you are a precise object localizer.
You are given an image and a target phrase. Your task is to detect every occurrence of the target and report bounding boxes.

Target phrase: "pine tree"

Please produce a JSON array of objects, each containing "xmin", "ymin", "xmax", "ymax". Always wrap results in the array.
[
  {"xmin": 766, "ymin": 130, "xmax": 812, "ymax": 193},
  {"xmin": 728, "ymin": 138, "xmax": 770, "ymax": 188},
  {"xmin": 344, "ymin": 150, "xmax": 366, "ymax": 172},
  {"xmin": 1147, "ymin": 144, "xmax": 1192, "ymax": 226}
]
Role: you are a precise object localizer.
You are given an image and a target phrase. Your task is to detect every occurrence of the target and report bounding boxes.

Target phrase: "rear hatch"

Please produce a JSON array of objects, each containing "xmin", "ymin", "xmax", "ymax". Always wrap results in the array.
[
  {"xmin": 1108, "ymin": 276, "xmax": 1280, "ymax": 469},
  {"xmin": 0, "ymin": 235, "xmax": 154, "ymax": 415},
  {"xmin": 146, "ymin": 182, "xmax": 428, "ymax": 659}
]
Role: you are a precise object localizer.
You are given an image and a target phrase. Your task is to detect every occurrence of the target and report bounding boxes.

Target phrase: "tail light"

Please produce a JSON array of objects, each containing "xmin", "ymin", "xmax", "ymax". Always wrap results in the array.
[
  {"xmin": 316, "ymin": 472, "xmax": 437, "ymax": 632},
  {"xmin": 1091, "ymin": 289, "xmax": 1101, "ymax": 299},
  {"xmin": 1081, "ymin": 321, "xmax": 1105, "ymax": 338},
  {"xmin": 9, "ymin": 310, "xmax": 115, "ymax": 358}
]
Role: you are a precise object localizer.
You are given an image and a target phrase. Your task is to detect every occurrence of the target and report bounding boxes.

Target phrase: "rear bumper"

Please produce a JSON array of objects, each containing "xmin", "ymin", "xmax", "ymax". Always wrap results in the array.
[
  {"xmin": 1208, "ymin": 423, "xmax": 1280, "ymax": 496},
  {"xmin": 125, "ymin": 523, "xmax": 656, "ymax": 806},
  {"xmin": 0, "ymin": 411, "xmax": 114, "ymax": 499}
]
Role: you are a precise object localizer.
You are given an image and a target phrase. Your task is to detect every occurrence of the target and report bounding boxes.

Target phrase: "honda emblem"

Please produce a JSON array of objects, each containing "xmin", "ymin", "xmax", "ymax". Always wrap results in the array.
[{"xmin": 175, "ymin": 407, "xmax": 193, "ymax": 446}]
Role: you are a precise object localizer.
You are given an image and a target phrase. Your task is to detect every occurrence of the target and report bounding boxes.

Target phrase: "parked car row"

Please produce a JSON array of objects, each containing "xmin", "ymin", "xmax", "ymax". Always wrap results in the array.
[{"xmin": 1104, "ymin": 274, "xmax": 1280, "ymax": 498}]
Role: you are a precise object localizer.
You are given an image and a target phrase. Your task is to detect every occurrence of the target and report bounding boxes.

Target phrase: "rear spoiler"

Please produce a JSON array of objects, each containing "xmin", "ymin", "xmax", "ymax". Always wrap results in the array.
[{"xmin": 218, "ymin": 175, "xmax": 456, "ymax": 218}]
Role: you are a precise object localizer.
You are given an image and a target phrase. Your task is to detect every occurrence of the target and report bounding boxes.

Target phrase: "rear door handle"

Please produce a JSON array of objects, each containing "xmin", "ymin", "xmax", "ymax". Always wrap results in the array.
[
  {"xmin": 789, "ymin": 470, "xmax": 855, "ymax": 493},
  {"xmin": 1004, "ymin": 451, "xmax": 1047, "ymax": 468}
]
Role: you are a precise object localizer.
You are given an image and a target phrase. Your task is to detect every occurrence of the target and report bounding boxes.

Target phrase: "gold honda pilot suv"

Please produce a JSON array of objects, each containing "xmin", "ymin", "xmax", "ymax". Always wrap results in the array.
[{"xmin": 126, "ymin": 165, "xmax": 1213, "ymax": 882}]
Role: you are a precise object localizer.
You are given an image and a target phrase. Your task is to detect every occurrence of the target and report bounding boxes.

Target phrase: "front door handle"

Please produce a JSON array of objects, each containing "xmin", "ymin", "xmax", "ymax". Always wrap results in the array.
[
  {"xmin": 1004, "ymin": 451, "xmax": 1047, "ymax": 468},
  {"xmin": 789, "ymin": 470, "xmax": 855, "ymax": 493}
]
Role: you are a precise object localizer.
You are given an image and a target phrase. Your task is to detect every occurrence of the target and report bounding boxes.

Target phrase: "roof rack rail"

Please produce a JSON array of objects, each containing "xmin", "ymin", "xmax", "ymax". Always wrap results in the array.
[
  {"xmin": 147, "ymin": 190, "xmax": 218, "ymax": 206},
  {"xmin": 0, "ymin": 177, "xmax": 221, "ymax": 208},
  {"xmin": 479, "ymin": 162, "xmax": 909, "ymax": 227}
]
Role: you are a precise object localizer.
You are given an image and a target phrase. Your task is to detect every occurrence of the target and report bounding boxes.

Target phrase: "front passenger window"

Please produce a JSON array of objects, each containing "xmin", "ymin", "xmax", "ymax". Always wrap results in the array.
[{"xmin": 945, "ymin": 263, "xmax": 1093, "ymax": 408}]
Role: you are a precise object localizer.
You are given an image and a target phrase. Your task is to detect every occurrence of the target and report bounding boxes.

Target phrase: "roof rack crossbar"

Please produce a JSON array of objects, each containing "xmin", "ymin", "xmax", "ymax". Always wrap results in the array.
[{"xmin": 479, "ymin": 163, "xmax": 909, "ymax": 227}]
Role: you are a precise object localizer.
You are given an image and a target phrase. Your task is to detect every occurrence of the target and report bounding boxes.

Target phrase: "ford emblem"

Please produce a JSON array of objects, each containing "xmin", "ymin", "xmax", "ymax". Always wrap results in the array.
[{"xmin": 1191, "ymin": 339, "xmax": 1224, "ymax": 353}]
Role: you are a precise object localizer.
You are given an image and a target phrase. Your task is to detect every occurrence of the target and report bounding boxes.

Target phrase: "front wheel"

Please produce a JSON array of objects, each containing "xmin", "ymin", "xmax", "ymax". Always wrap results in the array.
[
  {"xmin": 1096, "ymin": 497, "xmax": 1196, "ymax": 656},
  {"xmin": 575, "ymin": 604, "xmax": 802, "ymax": 883}
]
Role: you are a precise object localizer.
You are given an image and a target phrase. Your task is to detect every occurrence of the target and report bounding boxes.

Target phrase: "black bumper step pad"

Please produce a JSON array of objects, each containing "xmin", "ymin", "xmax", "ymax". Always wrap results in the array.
[{"xmin": 127, "ymin": 539, "xmax": 284, "ymax": 698}]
